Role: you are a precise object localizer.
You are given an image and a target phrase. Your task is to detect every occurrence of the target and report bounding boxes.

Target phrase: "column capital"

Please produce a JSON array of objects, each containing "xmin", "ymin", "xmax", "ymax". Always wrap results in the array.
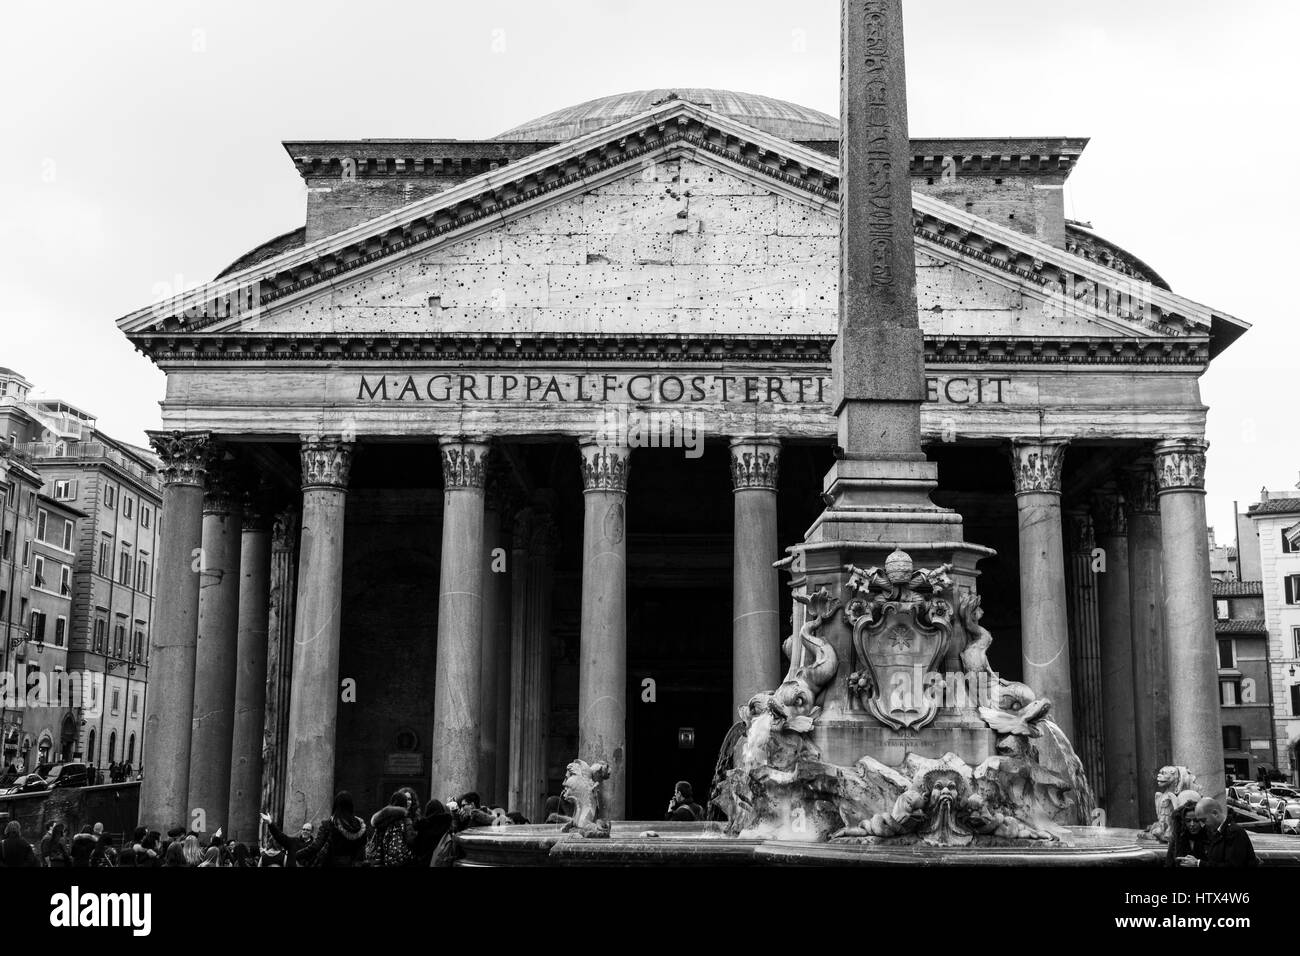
[
  {"xmin": 1154, "ymin": 439, "xmax": 1208, "ymax": 494},
  {"xmin": 529, "ymin": 513, "xmax": 560, "ymax": 558},
  {"xmin": 1122, "ymin": 460, "xmax": 1161, "ymax": 515},
  {"xmin": 728, "ymin": 436, "xmax": 782, "ymax": 492},
  {"xmin": 203, "ymin": 460, "xmax": 242, "ymax": 516},
  {"xmin": 578, "ymin": 439, "xmax": 630, "ymax": 493},
  {"xmin": 147, "ymin": 430, "xmax": 213, "ymax": 489},
  {"xmin": 239, "ymin": 478, "xmax": 277, "ymax": 532},
  {"xmin": 272, "ymin": 506, "xmax": 299, "ymax": 550},
  {"xmin": 1064, "ymin": 507, "xmax": 1096, "ymax": 553},
  {"xmin": 1009, "ymin": 438, "xmax": 1069, "ymax": 496},
  {"xmin": 1091, "ymin": 488, "xmax": 1128, "ymax": 537},
  {"xmin": 439, "ymin": 436, "xmax": 491, "ymax": 491},
  {"xmin": 299, "ymin": 436, "xmax": 354, "ymax": 491}
]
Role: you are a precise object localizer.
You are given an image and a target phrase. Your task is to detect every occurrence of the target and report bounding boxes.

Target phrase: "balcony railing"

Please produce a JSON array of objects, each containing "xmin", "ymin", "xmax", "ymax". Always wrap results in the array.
[{"xmin": 20, "ymin": 442, "xmax": 160, "ymax": 491}]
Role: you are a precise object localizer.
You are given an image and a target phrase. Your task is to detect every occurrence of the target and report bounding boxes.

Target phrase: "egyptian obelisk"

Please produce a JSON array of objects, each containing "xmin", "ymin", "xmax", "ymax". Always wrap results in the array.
[{"xmin": 795, "ymin": 0, "xmax": 995, "ymax": 763}]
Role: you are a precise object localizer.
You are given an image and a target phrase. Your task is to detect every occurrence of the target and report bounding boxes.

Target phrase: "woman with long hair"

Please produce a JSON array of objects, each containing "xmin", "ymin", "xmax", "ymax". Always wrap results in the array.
[
  {"xmin": 181, "ymin": 834, "xmax": 205, "ymax": 867},
  {"xmin": 1166, "ymin": 801, "xmax": 1208, "ymax": 866}
]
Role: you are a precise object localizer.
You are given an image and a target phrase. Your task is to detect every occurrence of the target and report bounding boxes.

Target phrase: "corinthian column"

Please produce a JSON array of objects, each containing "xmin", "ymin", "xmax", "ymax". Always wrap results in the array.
[
  {"xmin": 1124, "ymin": 460, "xmax": 1171, "ymax": 822},
  {"xmin": 228, "ymin": 497, "xmax": 272, "ymax": 843},
  {"xmin": 729, "ymin": 437, "xmax": 782, "ymax": 714},
  {"xmin": 578, "ymin": 439, "xmax": 630, "ymax": 819},
  {"xmin": 1010, "ymin": 439, "xmax": 1074, "ymax": 740},
  {"xmin": 431, "ymin": 436, "xmax": 490, "ymax": 800},
  {"xmin": 261, "ymin": 507, "xmax": 298, "ymax": 830},
  {"xmin": 139, "ymin": 431, "xmax": 211, "ymax": 833},
  {"xmin": 1092, "ymin": 488, "xmax": 1139, "ymax": 828},
  {"xmin": 284, "ymin": 437, "xmax": 352, "ymax": 828},
  {"xmin": 188, "ymin": 462, "xmax": 243, "ymax": 834},
  {"xmin": 1155, "ymin": 439, "xmax": 1224, "ymax": 800},
  {"xmin": 477, "ymin": 474, "xmax": 512, "ymax": 806}
]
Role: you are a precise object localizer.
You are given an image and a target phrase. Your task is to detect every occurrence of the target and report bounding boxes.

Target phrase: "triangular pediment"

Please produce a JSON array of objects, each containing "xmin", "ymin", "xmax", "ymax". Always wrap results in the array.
[{"xmin": 116, "ymin": 99, "xmax": 1246, "ymax": 353}]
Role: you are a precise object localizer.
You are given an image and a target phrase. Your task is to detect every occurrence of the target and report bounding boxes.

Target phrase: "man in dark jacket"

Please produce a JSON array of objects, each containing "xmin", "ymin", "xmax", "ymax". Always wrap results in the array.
[
  {"xmin": 69, "ymin": 825, "xmax": 97, "ymax": 867},
  {"xmin": 1179, "ymin": 798, "xmax": 1259, "ymax": 867},
  {"xmin": 260, "ymin": 812, "xmax": 315, "ymax": 867},
  {"xmin": 665, "ymin": 781, "xmax": 704, "ymax": 821}
]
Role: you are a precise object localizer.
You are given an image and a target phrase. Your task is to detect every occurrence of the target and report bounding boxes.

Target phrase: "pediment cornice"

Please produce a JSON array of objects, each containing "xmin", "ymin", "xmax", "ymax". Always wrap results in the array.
[
  {"xmin": 116, "ymin": 100, "xmax": 1247, "ymax": 354},
  {"xmin": 129, "ymin": 331, "xmax": 1209, "ymax": 368}
]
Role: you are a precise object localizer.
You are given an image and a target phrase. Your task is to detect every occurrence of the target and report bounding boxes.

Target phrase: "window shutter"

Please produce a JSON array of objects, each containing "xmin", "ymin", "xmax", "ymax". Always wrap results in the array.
[{"xmin": 1288, "ymin": 576, "xmax": 1297, "ymax": 605}]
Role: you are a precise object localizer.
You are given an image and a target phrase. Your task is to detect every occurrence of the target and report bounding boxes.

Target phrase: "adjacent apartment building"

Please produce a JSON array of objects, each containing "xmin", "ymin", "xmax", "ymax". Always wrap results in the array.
[
  {"xmin": 0, "ymin": 366, "xmax": 161, "ymax": 776},
  {"xmin": 1245, "ymin": 483, "xmax": 1300, "ymax": 783}
]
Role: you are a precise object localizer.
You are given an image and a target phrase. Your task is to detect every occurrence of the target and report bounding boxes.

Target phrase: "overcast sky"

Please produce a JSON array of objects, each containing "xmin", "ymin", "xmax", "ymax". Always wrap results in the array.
[{"xmin": 1, "ymin": 0, "xmax": 1295, "ymax": 541}]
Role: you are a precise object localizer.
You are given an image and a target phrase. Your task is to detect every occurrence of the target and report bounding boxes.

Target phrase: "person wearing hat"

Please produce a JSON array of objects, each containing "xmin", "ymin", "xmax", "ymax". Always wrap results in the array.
[{"xmin": 666, "ymin": 781, "xmax": 704, "ymax": 821}]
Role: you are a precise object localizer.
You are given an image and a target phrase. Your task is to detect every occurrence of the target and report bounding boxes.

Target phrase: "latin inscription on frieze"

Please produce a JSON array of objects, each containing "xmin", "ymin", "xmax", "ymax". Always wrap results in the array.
[{"xmin": 350, "ymin": 372, "xmax": 1015, "ymax": 406}]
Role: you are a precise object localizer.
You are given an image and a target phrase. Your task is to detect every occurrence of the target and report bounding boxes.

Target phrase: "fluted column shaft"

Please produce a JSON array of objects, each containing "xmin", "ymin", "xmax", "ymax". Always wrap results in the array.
[
  {"xmin": 284, "ymin": 438, "xmax": 352, "ymax": 827},
  {"xmin": 187, "ymin": 466, "xmax": 243, "ymax": 833},
  {"xmin": 1092, "ymin": 490, "xmax": 1139, "ymax": 828},
  {"xmin": 730, "ymin": 437, "xmax": 782, "ymax": 714},
  {"xmin": 228, "ymin": 506, "xmax": 272, "ymax": 843},
  {"xmin": 138, "ymin": 431, "xmax": 210, "ymax": 833},
  {"xmin": 578, "ymin": 440, "xmax": 629, "ymax": 819},
  {"xmin": 1010, "ymin": 439, "xmax": 1074, "ymax": 740},
  {"xmin": 261, "ymin": 509, "xmax": 298, "ymax": 830},
  {"xmin": 431, "ymin": 437, "xmax": 490, "ymax": 800},
  {"xmin": 1156, "ymin": 440, "xmax": 1225, "ymax": 800}
]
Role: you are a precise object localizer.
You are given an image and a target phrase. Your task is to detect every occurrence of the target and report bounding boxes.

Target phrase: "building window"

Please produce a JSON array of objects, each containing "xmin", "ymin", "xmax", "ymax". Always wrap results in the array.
[
  {"xmin": 2, "ymin": 528, "xmax": 10, "ymax": 560},
  {"xmin": 117, "ymin": 551, "xmax": 131, "ymax": 586},
  {"xmin": 1286, "ymin": 574, "xmax": 1300, "ymax": 606},
  {"xmin": 123, "ymin": 496, "xmax": 133, "ymax": 519},
  {"xmin": 1218, "ymin": 640, "xmax": 1235, "ymax": 669},
  {"xmin": 131, "ymin": 694, "xmax": 139, "ymax": 716},
  {"xmin": 1285, "ymin": 529, "xmax": 1296, "ymax": 554},
  {"xmin": 52, "ymin": 479, "xmax": 75, "ymax": 501},
  {"xmin": 127, "ymin": 733, "xmax": 136, "ymax": 765},
  {"xmin": 132, "ymin": 629, "xmax": 144, "ymax": 661},
  {"xmin": 141, "ymin": 506, "xmax": 150, "ymax": 529},
  {"xmin": 1222, "ymin": 726, "xmax": 1242, "ymax": 751},
  {"xmin": 1220, "ymin": 680, "xmax": 1239, "ymax": 706},
  {"xmin": 113, "ymin": 622, "xmax": 125, "ymax": 658},
  {"xmin": 61, "ymin": 519, "xmax": 72, "ymax": 551},
  {"xmin": 1292, "ymin": 684, "xmax": 1300, "ymax": 716},
  {"xmin": 33, "ymin": 554, "xmax": 46, "ymax": 589},
  {"xmin": 103, "ymin": 485, "xmax": 115, "ymax": 509},
  {"xmin": 110, "ymin": 691, "xmax": 120, "ymax": 717},
  {"xmin": 36, "ymin": 508, "xmax": 46, "ymax": 541},
  {"xmin": 4, "ymin": 482, "xmax": 13, "ymax": 507},
  {"xmin": 1293, "ymin": 626, "xmax": 1300, "ymax": 659},
  {"xmin": 93, "ymin": 618, "xmax": 106, "ymax": 654},
  {"xmin": 97, "ymin": 538, "xmax": 109, "ymax": 576},
  {"xmin": 59, "ymin": 565, "xmax": 70, "ymax": 595},
  {"xmin": 1214, "ymin": 599, "xmax": 1229, "ymax": 620},
  {"xmin": 135, "ymin": 559, "xmax": 149, "ymax": 593},
  {"xmin": 0, "ymin": 589, "xmax": 6, "ymax": 617},
  {"xmin": 21, "ymin": 540, "xmax": 29, "ymax": 569},
  {"xmin": 55, "ymin": 616, "xmax": 66, "ymax": 647},
  {"xmin": 30, "ymin": 609, "xmax": 46, "ymax": 644}
]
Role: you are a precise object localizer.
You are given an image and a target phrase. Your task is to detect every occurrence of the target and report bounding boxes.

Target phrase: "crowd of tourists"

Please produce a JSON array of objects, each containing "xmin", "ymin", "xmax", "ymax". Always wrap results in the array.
[{"xmin": 1, "ymin": 786, "xmax": 588, "ymax": 868}]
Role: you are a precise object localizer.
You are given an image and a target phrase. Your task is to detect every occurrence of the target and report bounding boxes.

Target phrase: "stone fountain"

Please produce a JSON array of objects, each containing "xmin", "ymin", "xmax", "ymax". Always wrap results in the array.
[{"xmin": 455, "ymin": 0, "xmax": 1263, "ymax": 867}]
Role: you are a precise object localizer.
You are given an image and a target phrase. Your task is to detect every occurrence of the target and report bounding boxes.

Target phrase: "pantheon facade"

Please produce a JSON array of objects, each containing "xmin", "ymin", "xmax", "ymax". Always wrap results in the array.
[{"xmin": 118, "ymin": 90, "xmax": 1246, "ymax": 834}]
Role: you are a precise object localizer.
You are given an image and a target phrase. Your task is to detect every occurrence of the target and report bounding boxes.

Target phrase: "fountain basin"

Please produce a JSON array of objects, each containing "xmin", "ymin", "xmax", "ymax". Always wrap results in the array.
[{"xmin": 455, "ymin": 822, "xmax": 1300, "ymax": 867}]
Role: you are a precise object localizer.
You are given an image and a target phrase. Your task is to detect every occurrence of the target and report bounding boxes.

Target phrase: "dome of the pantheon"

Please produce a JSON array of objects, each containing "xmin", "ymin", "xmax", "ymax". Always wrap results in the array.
[{"xmin": 495, "ymin": 89, "xmax": 838, "ymax": 142}]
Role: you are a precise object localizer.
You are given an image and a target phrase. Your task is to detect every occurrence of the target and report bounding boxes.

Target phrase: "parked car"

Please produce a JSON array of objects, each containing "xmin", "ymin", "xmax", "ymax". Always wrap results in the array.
[
  {"xmin": 44, "ymin": 763, "xmax": 91, "ymax": 789},
  {"xmin": 2, "ymin": 773, "xmax": 49, "ymax": 795},
  {"xmin": 1267, "ymin": 785, "xmax": 1300, "ymax": 802},
  {"xmin": 1281, "ymin": 805, "xmax": 1300, "ymax": 836}
]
